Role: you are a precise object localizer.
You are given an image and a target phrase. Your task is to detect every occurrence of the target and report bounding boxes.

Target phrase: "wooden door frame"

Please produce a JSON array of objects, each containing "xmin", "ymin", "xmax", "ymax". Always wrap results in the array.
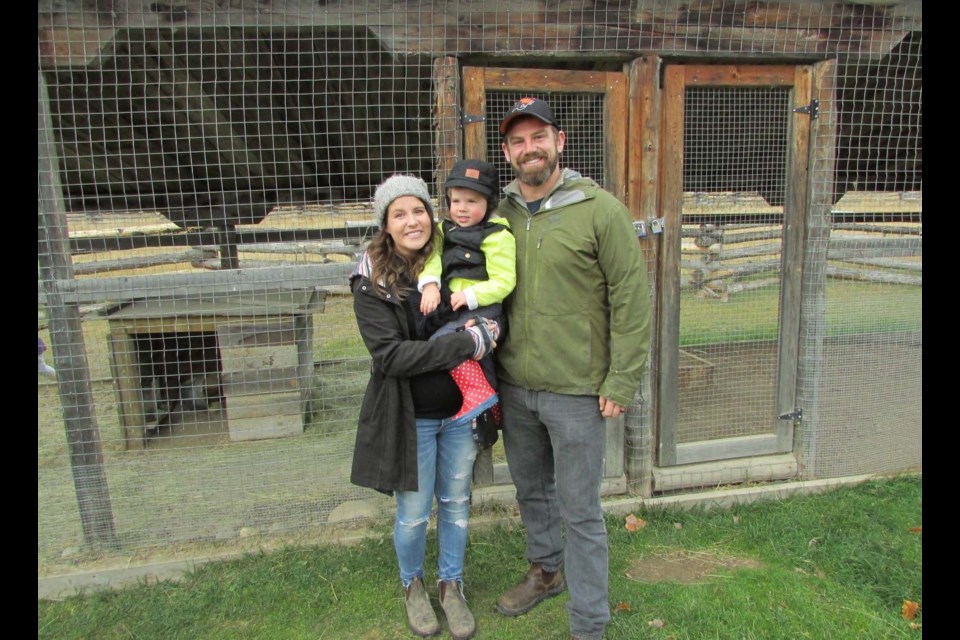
[
  {"xmin": 459, "ymin": 65, "xmax": 630, "ymax": 484},
  {"xmin": 461, "ymin": 66, "xmax": 628, "ymax": 202},
  {"xmin": 657, "ymin": 64, "xmax": 813, "ymax": 467}
]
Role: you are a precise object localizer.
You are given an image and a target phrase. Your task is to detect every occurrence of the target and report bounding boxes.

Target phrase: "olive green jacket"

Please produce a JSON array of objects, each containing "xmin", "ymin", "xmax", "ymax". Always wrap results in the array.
[{"xmin": 495, "ymin": 169, "xmax": 651, "ymax": 407}]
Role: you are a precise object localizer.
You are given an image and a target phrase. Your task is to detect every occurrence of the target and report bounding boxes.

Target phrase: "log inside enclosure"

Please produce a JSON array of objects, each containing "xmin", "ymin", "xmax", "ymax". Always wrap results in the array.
[
  {"xmin": 827, "ymin": 256, "xmax": 922, "ymax": 271},
  {"xmin": 826, "ymin": 267, "xmax": 921, "ymax": 286},
  {"xmin": 678, "ymin": 349, "xmax": 716, "ymax": 390},
  {"xmin": 832, "ymin": 223, "xmax": 922, "ymax": 236},
  {"xmin": 72, "ymin": 248, "xmax": 218, "ymax": 275},
  {"xmin": 682, "ymin": 260, "xmax": 780, "ymax": 290}
]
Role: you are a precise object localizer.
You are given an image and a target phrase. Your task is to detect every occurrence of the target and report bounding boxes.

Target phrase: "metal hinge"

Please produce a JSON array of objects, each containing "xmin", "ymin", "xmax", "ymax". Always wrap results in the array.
[
  {"xmin": 461, "ymin": 114, "xmax": 485, "ymax": 127},
  {"xmin": 778, "ymin": 408, "xmax": 803, "ymax": 423},
  {"xmin": 793, "ymin": 99, "xmax": 819, "ymax": 119}
]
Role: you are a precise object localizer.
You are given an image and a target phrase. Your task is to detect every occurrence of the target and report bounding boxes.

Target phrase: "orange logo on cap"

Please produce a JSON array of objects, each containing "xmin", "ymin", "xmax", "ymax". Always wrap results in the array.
[
  {"xmin": 465, "ymin": 168, "xmax": 480, "ymax": 179},
  {"xmin": 514, "ymin": 97, "xmax": 536, "ymax": 111}
]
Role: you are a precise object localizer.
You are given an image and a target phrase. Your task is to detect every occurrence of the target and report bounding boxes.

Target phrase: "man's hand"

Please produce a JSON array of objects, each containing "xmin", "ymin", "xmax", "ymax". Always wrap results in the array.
[
  {"xmin": 450, "ymin": 291, "xmax": 468, "ymax": 311},
  {"xmin": 420, "ymin": 283, "xmax": 440, "ymax": 315},
  {"xmin": 599, "ymin": 396, "xmax": 626, "ymax": 418}
]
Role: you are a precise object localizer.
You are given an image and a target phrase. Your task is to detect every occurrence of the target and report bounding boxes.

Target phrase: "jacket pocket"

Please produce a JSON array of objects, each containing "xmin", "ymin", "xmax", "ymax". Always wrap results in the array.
[
  {"xmin": 528, "ymin": 313, "xmax": 592, "ymax": 385},
  {"xmin": 442, "ymin": 245, "xmax": 487, "ymax": 281}
]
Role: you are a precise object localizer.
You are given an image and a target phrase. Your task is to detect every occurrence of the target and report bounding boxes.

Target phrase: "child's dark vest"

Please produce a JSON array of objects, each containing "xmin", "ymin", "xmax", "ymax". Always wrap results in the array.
[{"xmin": 440, "ymin": 218, "xmax": 503, "ymax": 283}]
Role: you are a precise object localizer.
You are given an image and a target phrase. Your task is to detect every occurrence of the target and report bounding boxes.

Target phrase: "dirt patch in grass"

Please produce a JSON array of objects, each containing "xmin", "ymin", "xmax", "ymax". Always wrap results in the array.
[{"xmin": 625, "ymin": 550, "xmax": 762, "ymax": 584}]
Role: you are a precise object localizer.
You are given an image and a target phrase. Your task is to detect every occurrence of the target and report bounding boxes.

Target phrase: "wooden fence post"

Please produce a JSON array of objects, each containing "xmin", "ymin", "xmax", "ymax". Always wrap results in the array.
[{"xmin": 38, "ymin": 69, "xmax": 118, "ymax": 549}]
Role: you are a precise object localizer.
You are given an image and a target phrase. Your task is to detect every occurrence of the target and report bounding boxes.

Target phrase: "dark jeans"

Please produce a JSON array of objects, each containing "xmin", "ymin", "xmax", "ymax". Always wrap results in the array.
[{"xmin": 500, "ymin": 382, "xmax": 610, "ymax": 639}]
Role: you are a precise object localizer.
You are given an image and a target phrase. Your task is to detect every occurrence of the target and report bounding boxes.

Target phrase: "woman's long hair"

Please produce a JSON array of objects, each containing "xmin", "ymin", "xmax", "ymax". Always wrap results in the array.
[{"xmin": 367, "ymin": 204, "xmax": 438, "ymax": 299}]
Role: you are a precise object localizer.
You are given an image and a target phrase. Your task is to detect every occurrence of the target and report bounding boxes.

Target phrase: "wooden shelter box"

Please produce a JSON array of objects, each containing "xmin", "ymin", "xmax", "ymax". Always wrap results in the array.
[{"xmin": 105, "ymin": 289, "xmax": 323, "ymax": 449}]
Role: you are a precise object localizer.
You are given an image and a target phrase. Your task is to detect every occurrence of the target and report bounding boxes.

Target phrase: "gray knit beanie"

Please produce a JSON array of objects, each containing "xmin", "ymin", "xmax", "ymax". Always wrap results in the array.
[{"xmin": 372, "ymin": 174, "xmax": 433, "ymax": 228}]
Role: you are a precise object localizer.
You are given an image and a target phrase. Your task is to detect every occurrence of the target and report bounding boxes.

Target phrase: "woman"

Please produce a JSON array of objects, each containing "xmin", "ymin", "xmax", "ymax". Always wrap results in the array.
[{"xmin": 350, "ymin": 174, "xmax": 498, "ymax": 640}]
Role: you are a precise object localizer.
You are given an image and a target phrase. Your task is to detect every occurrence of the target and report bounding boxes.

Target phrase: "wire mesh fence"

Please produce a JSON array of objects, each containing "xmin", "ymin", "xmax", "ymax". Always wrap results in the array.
[{"xmin": 38, "ymin": 1, "xmax": 921, "ymax": 574}]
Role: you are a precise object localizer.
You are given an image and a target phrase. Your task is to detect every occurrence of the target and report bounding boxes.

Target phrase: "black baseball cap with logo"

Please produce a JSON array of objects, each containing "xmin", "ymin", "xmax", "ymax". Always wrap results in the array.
[
  {"xmin": 499, "ymin": 97, "xmax": 560, "ymax": 136},
  {"xmin": 444, "ymin": 159, "xmax": 499, "ymax": 198}
]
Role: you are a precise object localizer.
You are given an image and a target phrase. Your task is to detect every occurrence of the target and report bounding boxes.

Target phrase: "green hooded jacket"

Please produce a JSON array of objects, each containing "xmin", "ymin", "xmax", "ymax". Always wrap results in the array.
[{"xmin": 495, "ymin": 169, "xmax": 651, "ymax": 407}]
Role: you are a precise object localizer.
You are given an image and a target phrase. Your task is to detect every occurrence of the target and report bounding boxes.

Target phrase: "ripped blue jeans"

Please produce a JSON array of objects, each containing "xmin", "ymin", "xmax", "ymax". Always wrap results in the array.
[{"xmin": 395, "ymin": 415, "xmax": 478, "ymax": 587}]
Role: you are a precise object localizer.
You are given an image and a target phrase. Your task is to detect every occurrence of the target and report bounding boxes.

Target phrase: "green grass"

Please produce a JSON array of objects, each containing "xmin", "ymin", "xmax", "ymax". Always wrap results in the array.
[
  {"xmin": 680, "ymin": 280, "xmax": 922, "ymax": 346},
  {"xmin": 38, "ymin": 475, "xmax": 922, "ymax": 639}
]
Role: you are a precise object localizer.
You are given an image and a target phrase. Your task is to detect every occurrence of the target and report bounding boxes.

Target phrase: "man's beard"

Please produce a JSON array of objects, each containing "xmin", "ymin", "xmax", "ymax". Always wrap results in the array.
[{"xmin": 515, "ymin": 151, "xmax": 559, "ymax": 187}]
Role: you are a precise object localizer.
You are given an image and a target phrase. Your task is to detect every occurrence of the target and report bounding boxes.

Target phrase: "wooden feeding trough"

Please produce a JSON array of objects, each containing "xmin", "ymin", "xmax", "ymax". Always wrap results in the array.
[
  {"xmin": 104, "ymin": 288, "xmax": 324, "ymax": 449},
  {"xmin": 678, "ymin": 348, "xmax": 716, "ymax": 390}
]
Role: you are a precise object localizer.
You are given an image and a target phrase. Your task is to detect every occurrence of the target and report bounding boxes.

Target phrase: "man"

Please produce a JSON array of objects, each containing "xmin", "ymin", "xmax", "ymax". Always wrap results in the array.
[{"xmin": 494, "ymin": 97, "xmax": 651, "ymax": 640}]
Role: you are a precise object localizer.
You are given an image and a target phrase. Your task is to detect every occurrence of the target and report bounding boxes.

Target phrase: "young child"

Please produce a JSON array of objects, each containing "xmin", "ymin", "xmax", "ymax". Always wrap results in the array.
[{"xmin": 418, "ymin": 159, "xmax": 516, "ymax": 426}]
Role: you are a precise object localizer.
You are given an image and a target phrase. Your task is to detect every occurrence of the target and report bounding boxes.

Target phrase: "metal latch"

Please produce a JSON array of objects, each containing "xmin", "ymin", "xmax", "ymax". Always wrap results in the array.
[
  {"xmin": 778, "ymin": 408, "xmax": 803, "ymax": 423},
  {"xmin": 793, "ymin": 99, "xmax": 819, "ymax": 119}
]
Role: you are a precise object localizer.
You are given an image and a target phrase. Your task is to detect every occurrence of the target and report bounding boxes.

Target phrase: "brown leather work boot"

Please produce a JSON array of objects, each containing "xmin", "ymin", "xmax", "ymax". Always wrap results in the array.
[
  {"xmin": 496, "ymin": 563, "xmax": 566, "ymax": 616},
  {"xmin": 404, "ymin": 577, "xmax": 440, "ymax": 637},
  {"xmin": 439, "ymin": 580, "xmax": 476, "ymax": 640}
]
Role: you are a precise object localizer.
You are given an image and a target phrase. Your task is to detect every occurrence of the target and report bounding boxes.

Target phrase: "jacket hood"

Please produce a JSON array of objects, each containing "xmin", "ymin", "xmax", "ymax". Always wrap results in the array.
[{"xmin": 350, "ymin": 251, "xmax": 374, "ymax": 283}]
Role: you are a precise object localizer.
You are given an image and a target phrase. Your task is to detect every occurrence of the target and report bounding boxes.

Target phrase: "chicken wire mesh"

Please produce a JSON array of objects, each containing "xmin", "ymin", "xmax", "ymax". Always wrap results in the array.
[{"xmin": 38, "ymin": 1, "xmax": 920, "ymax": 572}]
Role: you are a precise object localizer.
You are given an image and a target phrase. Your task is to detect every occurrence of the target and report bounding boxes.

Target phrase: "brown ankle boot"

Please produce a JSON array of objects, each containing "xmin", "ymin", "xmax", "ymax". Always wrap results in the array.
[
  {"xmin": 439, "ymin": 580, "xmax": 476, "ymax": 640},
  {"xmin": 496, "ymin": 563, "xmax": 566, "ymax": 617},
  {"xmin": 404, "ymin": 577, "xmax": 440, "ymax": 637}
]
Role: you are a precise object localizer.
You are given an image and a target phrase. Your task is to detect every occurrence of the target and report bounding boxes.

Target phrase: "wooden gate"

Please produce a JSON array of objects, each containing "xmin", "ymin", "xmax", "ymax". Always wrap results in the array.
[{"xmin": 656, "ymin": 64, "xmax": 814, "ymax": 472}]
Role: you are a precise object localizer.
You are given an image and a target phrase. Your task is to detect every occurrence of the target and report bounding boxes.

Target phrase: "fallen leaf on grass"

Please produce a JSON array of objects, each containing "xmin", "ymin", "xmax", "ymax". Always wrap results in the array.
[
  {"xmin": 648, "ymin": 618, "xmax": 665, "ymax": 629},
  {"xmin": 674, "ymin": 522, "xmax": 683, "ymax": 530},
  {"xmin": 901, "ymin": 600, "xmax": 920, "ymax": 620},
  {"xmin": 625, "ymin": 514, "xmax": 647, "ymax": 532},
  {"xmin": 732, "ymin": 515, "xmax": 741, "ymax": 524},
  {"xmin": 614, "ymin": 601, "xmax": 631, "ymax": 613},
  {"xmin": 910, "ymin": 622, "xmax": 922, "ymax": 631},
  {"xmin": 909, "ymin": 526, "xmax": 922, "ymax": 534}
]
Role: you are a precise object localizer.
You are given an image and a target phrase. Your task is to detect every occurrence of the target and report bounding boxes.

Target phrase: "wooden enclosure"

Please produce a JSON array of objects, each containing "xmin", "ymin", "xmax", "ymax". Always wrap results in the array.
[{"xmin": 38, "ymin": 1, "xmax": 921, "ymax": 556}]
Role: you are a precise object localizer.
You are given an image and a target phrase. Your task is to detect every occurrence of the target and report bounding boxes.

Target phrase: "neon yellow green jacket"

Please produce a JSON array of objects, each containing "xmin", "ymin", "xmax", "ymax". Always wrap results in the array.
[{"xmin": 418, "ymin": 216, "xmax": 516, "ymax": 310}]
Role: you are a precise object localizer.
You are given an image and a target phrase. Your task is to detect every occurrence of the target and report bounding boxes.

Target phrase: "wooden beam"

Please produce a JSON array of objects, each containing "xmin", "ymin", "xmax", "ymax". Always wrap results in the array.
[
  {"xmin": 51, "ymin": 263, "xmax": 355, "ymax": 306},
  {"xmin": 107, "ymin": 329, "xmax": 146, "ymax": 451},
  {"xmin": 828, "ymin": 237, "xmax": 922, "ymax": 251},
  {"xmin": 38, "ymin": 27, "xmax": 117, "ymax": 68},
  {"xmin": 685, "ymin": 65, "xmax": 795, "ymax": 87},
  {"xmin": 676, "ymin": 434, "xmax": 781, "ymax": 465},
  {"xmin": 653, "ymin": 453, "xmax": 798, "ymax": 493},
  {"xmin": 482, "ymin": 67, "xmax": 611, "ymax": 92},
  {"xmin": 39, "ymin": 2, "xmax": 921, "ymax": 66},
  {"xmin": 38, "ymin": 69, "xmax": 118, "ymax": 548},
  {"xmin": 775, "ymin": 64, "xmax": 812, "ymax": 453},
  {"xmin": 826, "ymin": 266, "xmax": 921, "ymax": 286},
  {"xmin": 72, "ymin": 248, "xmax": 218, "ymax": 275},
  {"xmin": 462, "ymin": 67, "xmax": 488, "ymax": 161},
  {"xmin": 626, "ymin": 55, "xmax": 662, "ymax": 496},
  {"xmin": 433, "ymin": 56, "xmax": 461, "ymax": 214},
  {"xmin": 796, "ymin": 59, "xmax": 838, "ymax": 479},
  {"xmin": 606, "ymin": 71, "xmax": 628, "ymax": 203},
  {"xmin": 657, "ymin": 64, "xmax": 686, "ymax": 467}
]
